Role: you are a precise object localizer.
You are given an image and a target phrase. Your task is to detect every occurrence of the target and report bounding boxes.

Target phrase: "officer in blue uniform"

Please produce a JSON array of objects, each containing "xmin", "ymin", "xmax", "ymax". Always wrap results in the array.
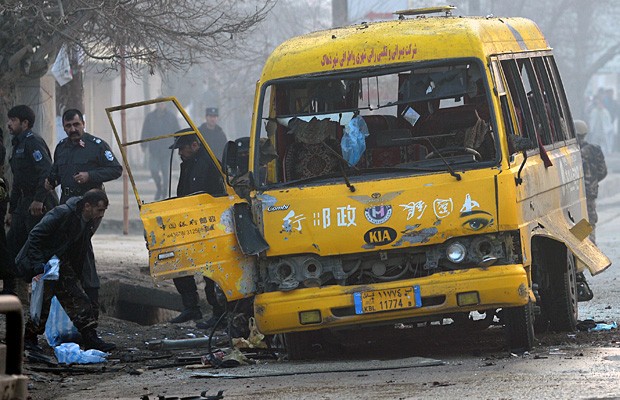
[
  {"xmin": 47, "ymin": 109, "xmax": 122, "ymax": 203},
  {"xmin": 5, "ymin": 105, "xmax": 57, "ymax": 295},
  {"xmin": 46, "ymin": 108, "xmax": 122, "ymax": 318}
]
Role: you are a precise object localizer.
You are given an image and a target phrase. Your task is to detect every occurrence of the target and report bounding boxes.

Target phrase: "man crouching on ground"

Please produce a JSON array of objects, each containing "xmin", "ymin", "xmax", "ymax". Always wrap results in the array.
[{"xmin": 18, "ymin": 189, "xmax": 116, "ymax": 352}]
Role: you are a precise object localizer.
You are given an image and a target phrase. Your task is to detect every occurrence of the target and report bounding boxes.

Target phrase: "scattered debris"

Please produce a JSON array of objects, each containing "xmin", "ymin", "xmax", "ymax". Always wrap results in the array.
[
  {"xmin": 146, "ymin": 336, "xmax": 226, "ymax": 351},
  {"xmin": 576, "ymin": 319, "xmax": 618, "ymax": 332},
  {"xmin": 140, "ymin": 390, "xmax": 224, "ymax": 400}
]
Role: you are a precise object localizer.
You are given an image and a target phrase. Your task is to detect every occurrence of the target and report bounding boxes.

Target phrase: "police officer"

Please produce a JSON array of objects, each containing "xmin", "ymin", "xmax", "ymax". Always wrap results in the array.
[
  {"xmin": 198, "ymin": 107, "xmax": 227, "ymax": 161},
  {"xmin": 168, "ymin": 132, "xmax": 227, "ymax": 326},
  {"xmin": 47, "ymin": 109, "xmax": 122, "ymax": 203},
  {"xmin": 46, "ymin": 108, "xmax": 122, "ymax": 319},
  {"xmin": 575, "ymin": 119, "xmax": 607, "ymax": 242},
  {"xmin": 5, "ymin": 105, "xmax": 57, "ymax": 298}
]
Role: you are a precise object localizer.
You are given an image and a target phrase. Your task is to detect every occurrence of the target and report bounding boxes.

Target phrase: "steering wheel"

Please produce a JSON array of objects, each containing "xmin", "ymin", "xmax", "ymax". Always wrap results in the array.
[{"xmin": 425, "ymin": 146, "xmax": 481, "ymax": 161}]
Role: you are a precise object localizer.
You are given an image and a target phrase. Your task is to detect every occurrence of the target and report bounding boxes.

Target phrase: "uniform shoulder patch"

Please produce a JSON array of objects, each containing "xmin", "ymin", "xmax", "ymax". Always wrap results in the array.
[
  {"xmin": 104, "ymin": 150, "xmax": 114, "ymax": 161},
  {"xmin": 33, "ymin": 149, "xmax": 43, "ymax": 162}
]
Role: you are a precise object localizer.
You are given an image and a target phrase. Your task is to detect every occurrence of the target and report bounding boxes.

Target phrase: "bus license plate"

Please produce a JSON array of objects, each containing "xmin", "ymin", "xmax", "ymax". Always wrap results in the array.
[{"xmin": 353, "ymin": 286, "xmax": 422, "ymax": 315}]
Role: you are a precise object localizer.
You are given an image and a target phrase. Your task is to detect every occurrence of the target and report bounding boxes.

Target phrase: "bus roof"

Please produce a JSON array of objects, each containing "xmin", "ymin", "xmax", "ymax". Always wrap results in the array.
[{"xmin": 260, "ymin": 16, "xmax": 549, "ymax": 82}]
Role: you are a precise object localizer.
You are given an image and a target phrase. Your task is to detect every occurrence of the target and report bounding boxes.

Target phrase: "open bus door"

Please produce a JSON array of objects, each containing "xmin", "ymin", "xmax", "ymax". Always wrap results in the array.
[{"xmin": 105, "ymin": 97, "xmax": 265, "ymax": 301}]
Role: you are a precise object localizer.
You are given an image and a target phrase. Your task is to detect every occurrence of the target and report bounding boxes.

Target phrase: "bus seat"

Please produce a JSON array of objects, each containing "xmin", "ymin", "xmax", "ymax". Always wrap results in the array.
[
  {"xmin": 412, "ymin": 105, "xmax": 480, "ymax": 136},
  {"xmin": 283, "ymin": 139, "xmax": 341, "ymax": 181}
]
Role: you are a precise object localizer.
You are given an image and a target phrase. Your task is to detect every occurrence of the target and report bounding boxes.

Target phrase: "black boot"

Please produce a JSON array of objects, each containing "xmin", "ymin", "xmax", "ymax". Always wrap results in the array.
[
  {"xmin": 81, "ymin": 329, "xmax": 116, "ymax": 352},
  {"xmin": 170, "ymin": 291, "xmax": 202, "ymax": 323}
]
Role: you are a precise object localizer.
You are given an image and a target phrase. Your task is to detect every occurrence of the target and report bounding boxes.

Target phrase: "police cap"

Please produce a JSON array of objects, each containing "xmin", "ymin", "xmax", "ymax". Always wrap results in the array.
[
  {"xmin": 169, "ymin": 128, "xmax": 199, "ymax": 149},
  {"xmin": 205, "ymin": 107, "xmax": 219, "ymax": 116}
]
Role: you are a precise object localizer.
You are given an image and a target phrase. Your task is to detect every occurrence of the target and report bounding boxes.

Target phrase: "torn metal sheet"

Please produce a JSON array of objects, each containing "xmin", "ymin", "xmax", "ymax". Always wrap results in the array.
[{"xmin": 534, "ymin": 213, "xmax": 611, "ymax": 275}]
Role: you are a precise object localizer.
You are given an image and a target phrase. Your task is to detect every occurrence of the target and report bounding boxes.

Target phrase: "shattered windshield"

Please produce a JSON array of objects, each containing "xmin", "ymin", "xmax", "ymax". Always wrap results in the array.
[{"xmin": 254, "ymin": 61, "xmax": 498, "ymax": 188}]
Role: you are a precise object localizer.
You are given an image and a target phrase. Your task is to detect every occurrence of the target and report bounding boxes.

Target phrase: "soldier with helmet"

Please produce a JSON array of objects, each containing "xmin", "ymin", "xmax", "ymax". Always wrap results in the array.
[{"xmin": 574, "ymin": 119, "xmax": 607, "ymax": 242}]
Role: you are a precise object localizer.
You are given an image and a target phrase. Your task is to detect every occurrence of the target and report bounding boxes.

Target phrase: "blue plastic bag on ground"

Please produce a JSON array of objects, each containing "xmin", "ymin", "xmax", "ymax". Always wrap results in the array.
[
  {"xmin": 54, "ymin": 342, "xmax": 108, "ymax": 364},
  {"xmin": 45, "ymin": 296, "xmax": 80, "ymax": 347},
  {"xmin": 590, "ymin": 321, "xmax": 617, "ymax": 332},
  {"xmin": 341, "ymin": 115, "xmax": 369, "ymax": 166},
  {"xmin": 30, "ymin": 257, "xmax": 60, "ymax": 325}
]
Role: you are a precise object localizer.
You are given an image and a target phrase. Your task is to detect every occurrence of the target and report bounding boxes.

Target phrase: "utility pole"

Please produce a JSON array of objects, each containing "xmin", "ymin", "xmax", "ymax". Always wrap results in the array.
[
  {"xmin": 332, "ymin": 0, "xmax": 348, "ymax": 28},
  {"xmin": 120, "ymin": 49, "xmax": 129, "ymax": 235}
]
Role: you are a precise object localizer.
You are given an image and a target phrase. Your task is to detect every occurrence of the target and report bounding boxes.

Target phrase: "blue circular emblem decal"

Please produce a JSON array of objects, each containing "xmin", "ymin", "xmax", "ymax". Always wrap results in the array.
[{"xmin": 364, "ymin": 205, "xmax": 393, "ymax": 225}]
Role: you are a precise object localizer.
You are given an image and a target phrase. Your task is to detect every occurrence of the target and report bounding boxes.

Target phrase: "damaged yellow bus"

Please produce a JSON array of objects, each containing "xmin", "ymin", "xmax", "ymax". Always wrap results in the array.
[{"xmin": 107, "ymin": 6, "xmax": 610, "ymax": 357}]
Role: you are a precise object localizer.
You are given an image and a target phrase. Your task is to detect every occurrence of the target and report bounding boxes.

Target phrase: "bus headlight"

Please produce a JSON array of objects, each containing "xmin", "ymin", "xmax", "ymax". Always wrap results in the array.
[{"xmin": 446, "ymin": 242, "xmax": 467, "ymax": 263}]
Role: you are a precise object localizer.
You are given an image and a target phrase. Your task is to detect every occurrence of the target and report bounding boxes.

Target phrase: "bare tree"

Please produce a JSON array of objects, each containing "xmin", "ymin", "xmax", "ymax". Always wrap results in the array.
[{"xmin": 0, "ymin": 0, "xmax": 274, "ymax": 110}]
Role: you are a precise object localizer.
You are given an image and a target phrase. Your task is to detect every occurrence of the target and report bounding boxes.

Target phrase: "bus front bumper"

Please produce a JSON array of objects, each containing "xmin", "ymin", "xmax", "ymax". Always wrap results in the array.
[{"xmin": 254, "ymin": 264, "xmax": 530, "ymax": 334}]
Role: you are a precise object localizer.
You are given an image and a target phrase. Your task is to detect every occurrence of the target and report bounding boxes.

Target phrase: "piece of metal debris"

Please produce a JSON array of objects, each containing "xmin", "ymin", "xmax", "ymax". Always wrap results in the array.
[{"xmin": 140, "ymin": 389, "xmax": 224, "ymax": 400}]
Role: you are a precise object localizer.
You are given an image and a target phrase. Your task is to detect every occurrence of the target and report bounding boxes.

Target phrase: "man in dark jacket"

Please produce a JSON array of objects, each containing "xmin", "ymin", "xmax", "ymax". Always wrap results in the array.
[
  {"xmin": 20, "ymin": 189, "xmax": 116, "ymax": 352},
  {"xmin": 168, "ymin": 132, "xmax": 227, "ymax": 326},
  {"xmin": 46, "ymin": 108, "xmax": 122, "ymax": 320},
  {"xmin": 198, "ymin": 107, "xmax": 227, "ymax": 161}
]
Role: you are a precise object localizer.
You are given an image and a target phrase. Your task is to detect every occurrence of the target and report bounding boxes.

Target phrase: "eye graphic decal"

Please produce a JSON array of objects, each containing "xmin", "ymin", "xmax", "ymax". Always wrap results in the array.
[{"xmin": 460, "ymin": 210, "xmax": 494, "ymax": 231}]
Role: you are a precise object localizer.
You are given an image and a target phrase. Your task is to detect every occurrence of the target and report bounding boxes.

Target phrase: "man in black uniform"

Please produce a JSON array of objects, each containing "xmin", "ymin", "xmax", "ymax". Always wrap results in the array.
[
  {"xmin": 5, "ymin": 105, "xmax": 57, "ymax": 298},
  {"xmin": 19, "ymin": 189, "xmax": 116, "ymax": 352},
  {"xmin": 46, "ymin": 108, "xmax": 122, "ymax": 319},
  {"xmin": 198, "ymin": 107, "xmax": 227, "ymax": 161},
  {"xmin": 168, "ymin": 132, "xmax": 227, "ymax": 326}
]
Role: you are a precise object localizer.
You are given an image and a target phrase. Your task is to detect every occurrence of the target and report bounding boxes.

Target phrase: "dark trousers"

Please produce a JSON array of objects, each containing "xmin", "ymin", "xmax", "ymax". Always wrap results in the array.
[
  {"xmin": 25, "ymin": 264, "xmax": 97, "ymax": 337},
  {"xmin": 84, "ymin": 287, "xmax": 100, "ymax": 321},
  {"xmin": 172, "ymin": 275, "xmax": 224, "ymax": 315}
]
